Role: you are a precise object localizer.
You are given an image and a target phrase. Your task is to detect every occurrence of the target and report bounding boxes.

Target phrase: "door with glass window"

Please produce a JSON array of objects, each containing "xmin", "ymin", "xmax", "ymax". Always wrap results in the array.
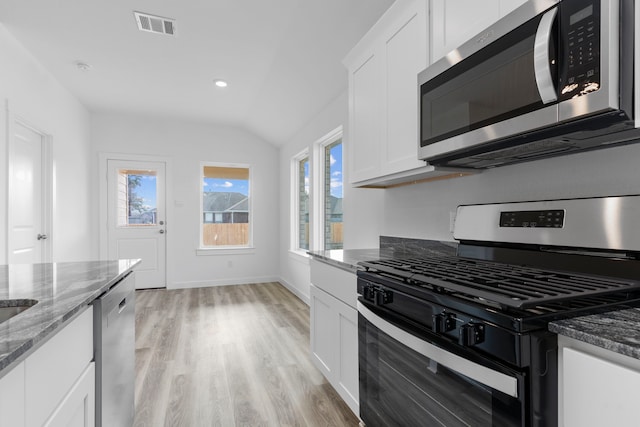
[{"xmin": 107, "ymin": 160, "xmax": 166, "ymax": 289}]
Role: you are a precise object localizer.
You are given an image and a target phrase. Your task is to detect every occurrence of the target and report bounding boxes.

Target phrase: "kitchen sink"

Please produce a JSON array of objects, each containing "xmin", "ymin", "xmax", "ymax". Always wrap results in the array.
[{"xmin": 0, "ymin": 300, "xmax": 37, "ymax": 324}]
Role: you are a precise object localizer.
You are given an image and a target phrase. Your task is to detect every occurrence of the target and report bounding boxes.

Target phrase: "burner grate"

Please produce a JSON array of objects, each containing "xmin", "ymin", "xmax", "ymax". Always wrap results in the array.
[{"xmin": 360, "ymin": 256, "xmax": 640, "ymax": 309}]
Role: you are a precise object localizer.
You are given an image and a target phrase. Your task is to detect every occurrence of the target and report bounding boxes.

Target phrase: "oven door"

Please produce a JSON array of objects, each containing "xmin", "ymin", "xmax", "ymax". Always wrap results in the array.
[{"xmin": 358, "ymin": 301, "xmax": 525, "ymax": 427}]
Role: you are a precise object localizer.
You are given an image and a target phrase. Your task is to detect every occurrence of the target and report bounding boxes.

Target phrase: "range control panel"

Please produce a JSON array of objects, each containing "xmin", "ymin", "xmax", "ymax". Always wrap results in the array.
[{"xmin": 499, "ymin": 209, "xmax": 565, "ymax": 228}]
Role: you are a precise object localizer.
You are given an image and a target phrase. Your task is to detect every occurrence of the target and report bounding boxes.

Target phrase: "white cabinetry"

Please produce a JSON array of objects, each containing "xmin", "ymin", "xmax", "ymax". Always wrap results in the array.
[
  {"xmin": 0, "ymin": 306, "xmax": 94, "ymax": 427},
  {"xmin": 0, "ymin": 361, "xmax": 25, "ymax": 426},
  {"xmin": 309, "ymin": 259, "xmax": 359, "ymax": 416},
  {"xmin": 345, "ymin": 0, "xmax": 465, "ymax": 187},
  {"xmin": 43, "ymin": 363, "xmax": 95, "ymax": 427},
  {"xmin": 558, "ymin": 335, "xmax": 640, "ymax": 427},
  {"xmin": 431, "ymin": 0, "xmax": 528, "ymax": 63}
]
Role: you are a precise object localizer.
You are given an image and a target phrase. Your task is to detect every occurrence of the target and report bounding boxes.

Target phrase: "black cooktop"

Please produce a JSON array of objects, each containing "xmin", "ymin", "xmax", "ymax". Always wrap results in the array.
[{"xmin": 360, "ymin": 255, "xmax": 640, "ymax": 310}]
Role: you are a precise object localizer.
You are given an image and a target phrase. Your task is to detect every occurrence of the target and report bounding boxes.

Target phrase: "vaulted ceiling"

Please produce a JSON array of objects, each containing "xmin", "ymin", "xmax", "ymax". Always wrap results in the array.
[{"xmin": 0, "ymin": 0, "xmax": 394, "ymax": 145}]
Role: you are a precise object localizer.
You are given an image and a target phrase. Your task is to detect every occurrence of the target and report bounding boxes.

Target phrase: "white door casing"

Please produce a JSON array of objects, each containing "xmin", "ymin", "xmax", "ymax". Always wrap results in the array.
[
  {"xmin": 7, "ymin": 116, "xmax": 52, "ymax": 264},
  {"xmin": 106, "ymin": 159, "xmax": 166, "ymax": 289}
]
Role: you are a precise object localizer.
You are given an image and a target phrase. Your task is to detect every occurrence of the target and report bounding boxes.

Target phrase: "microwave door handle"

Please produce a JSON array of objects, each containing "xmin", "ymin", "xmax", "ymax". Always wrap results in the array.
[{"xmin": 534, "ymin": 7, "xmax": 558, "ymax": 104}]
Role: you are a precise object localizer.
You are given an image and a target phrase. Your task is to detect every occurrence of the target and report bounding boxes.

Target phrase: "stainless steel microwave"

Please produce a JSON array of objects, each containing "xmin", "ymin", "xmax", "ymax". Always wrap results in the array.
[{"xmin": 418, "ymin": 0, "xmax": 638, "ymax": 169}]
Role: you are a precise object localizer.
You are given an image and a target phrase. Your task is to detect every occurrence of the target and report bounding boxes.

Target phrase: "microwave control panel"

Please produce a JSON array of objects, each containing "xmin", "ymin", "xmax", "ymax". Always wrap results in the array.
[{"xmin": 559, "ymin": 1, "xmax": 601, "ymax": 101}]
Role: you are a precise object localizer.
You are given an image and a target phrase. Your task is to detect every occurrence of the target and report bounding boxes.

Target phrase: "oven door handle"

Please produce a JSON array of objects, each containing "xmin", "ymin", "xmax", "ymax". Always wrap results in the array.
[{"xmin": 357, "ymin": 301, "xmax": 519, "ymax": 398}]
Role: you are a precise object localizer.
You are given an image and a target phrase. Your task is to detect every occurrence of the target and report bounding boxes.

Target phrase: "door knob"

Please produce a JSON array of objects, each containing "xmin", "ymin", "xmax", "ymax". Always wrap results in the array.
[
  {"xmin": 159, "ymin": 229, "xmax": 165, "ymax": 234},
  {"xmin": 37, "ymin": 234, "xmax": 48, "ymax": 240}
]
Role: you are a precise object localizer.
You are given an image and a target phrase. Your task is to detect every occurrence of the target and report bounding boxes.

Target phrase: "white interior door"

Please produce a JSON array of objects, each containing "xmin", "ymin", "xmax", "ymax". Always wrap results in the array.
[
  {"xmin": 107, "ymin": 160, "xmax": 166, "ymax": 289},
  {"xmin": 7, "ymin": 120, "xmax": 50, "ymax": 264}
]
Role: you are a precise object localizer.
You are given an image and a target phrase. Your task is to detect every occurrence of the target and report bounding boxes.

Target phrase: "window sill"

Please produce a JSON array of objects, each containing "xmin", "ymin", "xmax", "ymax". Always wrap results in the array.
[
  {"xmin": 196, "ymin": 247, "xmax": 256, "ymax": 256},
  {"xmin": 288, "ymin": 250, "xmax": 310, "ymax": 264}
]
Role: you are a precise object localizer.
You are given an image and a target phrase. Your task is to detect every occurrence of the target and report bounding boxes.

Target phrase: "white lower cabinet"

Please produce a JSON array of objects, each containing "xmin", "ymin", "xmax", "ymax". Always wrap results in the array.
[
  {"xmin": 309, "ymin": 259, "xmax": 359, "ymax": 416},
  {"xmin": 310, "ymin": 285, "xmax": 359, "ymax": 416},
  {"xmin": 559, "ymin": 335, "xmax": 640, "ymax": 427},
  {"xmin": 0, "ymin": 306, "xmax": 94, "ymax": 427},
  {"xmin": 0, "ymin": 361, "xmax": 25, "ymax": 426},
  {"xmin": 43, "ymin": 363, "xmax": 95, "ymax": 427}
]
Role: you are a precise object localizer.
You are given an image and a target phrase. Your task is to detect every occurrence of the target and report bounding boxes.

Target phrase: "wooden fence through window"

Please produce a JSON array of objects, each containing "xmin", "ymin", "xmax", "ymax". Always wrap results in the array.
[
  {"xmin": 203, "ymin": 222, "xmax": 342, "ymax": 247},
  {"xmin": 203, "ymin": 223, "xmax": 249, "ymax": 246}
]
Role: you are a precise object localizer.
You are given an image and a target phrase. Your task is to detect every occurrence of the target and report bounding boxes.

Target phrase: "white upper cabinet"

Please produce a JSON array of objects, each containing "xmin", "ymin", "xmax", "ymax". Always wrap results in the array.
[
  {"xmin": 383, "ymin": 5, "xmax": 428, "ymax": 177},
  {"xmin": 346, "ymin": 0, "xmax": 428, "ymax": 186},
  {"xmin": 344, "ymin": 0, "xmax": 471, "ymax": 187},
  {"xmin": 431, "ymin": 0, "xmax": 528, "ymax": 63},
  {"xmin": 348, "ymin": 48, "xmax": 383, "ymax": 184}
]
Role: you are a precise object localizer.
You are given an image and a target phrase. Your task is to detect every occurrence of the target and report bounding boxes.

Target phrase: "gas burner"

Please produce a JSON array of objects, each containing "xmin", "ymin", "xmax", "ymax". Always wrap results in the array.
[{"xmin": 361, "ymin": 256, "xmax": 640, "ymax": 309}]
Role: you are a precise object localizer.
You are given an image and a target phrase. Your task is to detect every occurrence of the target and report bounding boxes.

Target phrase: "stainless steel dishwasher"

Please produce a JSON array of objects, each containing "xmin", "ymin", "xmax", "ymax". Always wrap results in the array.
[{"xmin": 93, "ymin": 271, "xmax": 136, "ymax": 427}]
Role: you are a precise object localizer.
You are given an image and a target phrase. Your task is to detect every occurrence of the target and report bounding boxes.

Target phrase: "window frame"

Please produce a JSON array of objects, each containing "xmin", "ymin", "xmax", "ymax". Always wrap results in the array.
[
  {"xmin": 197, "ymin": 161, "xmax": 253, "ymax": 255},
  {"xmin": 290, "ymin": 148, "xmax": 310, "ymax": 256},
  {"xmin": 312, "ymin": 126, "xmax": 343, "ymax": 251}
]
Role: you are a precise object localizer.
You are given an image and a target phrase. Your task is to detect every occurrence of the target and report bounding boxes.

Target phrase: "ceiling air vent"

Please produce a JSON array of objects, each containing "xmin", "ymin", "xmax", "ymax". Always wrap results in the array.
[{"xmin": 134, "ymin": 12, "xmax": 175, "ymax": 36}]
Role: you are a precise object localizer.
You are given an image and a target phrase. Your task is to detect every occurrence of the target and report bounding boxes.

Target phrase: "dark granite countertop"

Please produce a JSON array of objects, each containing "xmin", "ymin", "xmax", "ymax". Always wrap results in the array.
[
  {"xmin": 308, "ymin": 238, "xmax": 458, "ymax": 273},
  {"xmin": 549, "ymin": 308, "xmax": 640, "ymax": 360},
  {"xmin": 307, "ymin": 248, "xmax": 401, "ymax": 273},
  {"xmin": 0, "ymin": 260, "xmax": 140, "ymax": 375}
]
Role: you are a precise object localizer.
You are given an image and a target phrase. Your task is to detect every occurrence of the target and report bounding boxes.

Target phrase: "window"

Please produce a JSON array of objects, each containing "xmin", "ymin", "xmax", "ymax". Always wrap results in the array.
[
  {"xmin": 292, "ymin": 150, "xmax": 310, "ymax": 252},
  {"xmin": 201, "ymin": 164, "xmax": 251, "ymax": 247},
  {"xmin": 117, "ymin": 169, "xmax": 158, "ymax": 226},
  {"xmin": 290, "ymin": 127, "xmax": 343, "ymax": 254},
  {"xmin": 323, "ymin": 139, "xmax": 343, "ymax": 249}
]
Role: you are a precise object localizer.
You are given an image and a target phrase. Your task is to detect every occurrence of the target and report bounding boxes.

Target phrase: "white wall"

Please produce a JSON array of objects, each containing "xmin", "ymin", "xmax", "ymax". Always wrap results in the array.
[
  {"xmin": 383, "ymin": 143, "xmax": 640, "ymax": 241},
  {"xmin": 278, "ymin": 92, "xmax": 384, "ymax": 303},
  {"xmin": 0, "ymin": 24, "xmax": 93, "ymax": 263},
  {"xmin": 91, "ymin": 112, "xmax": 280, "ymax": 288}
]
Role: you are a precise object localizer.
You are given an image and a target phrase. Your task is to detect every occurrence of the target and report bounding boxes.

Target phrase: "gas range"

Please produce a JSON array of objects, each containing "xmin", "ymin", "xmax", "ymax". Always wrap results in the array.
[
  {"xmin": 357, "ymin": 195, "xmax": 640, "ymax": 427},
  {"xmin": 359, "ymin": 253, "xmax": 640, "ymax": 333}
]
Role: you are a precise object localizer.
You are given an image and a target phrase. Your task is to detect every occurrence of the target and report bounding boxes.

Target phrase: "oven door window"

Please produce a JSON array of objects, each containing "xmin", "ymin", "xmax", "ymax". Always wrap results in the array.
[
  {"xmin": 420, "ymin": 12, "xmax": 557, "ymax": 148},
  {"xmin": 359, "ymin": 312, "xmax": 523, "ymax": 427}
]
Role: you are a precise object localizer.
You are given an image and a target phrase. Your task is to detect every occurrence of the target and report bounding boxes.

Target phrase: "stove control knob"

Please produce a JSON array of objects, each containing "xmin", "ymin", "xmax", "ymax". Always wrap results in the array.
[
  {"xmin": 374, "ymin": 289, "xmax": 393, "ymax": 306},
  {"xmin": 432, "ymin": 313, "xmax": 456, "ymax": 334},
  {"xmin": 362, "ymin": 284, "xmax": 375, "ymax": 302},
  {"xmin": 459, "ymin": 322, "xmax": 485, "ymax": 347}
]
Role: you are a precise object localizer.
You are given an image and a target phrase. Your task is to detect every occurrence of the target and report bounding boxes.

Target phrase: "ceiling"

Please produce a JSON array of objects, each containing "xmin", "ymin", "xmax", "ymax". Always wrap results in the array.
[{"xmin": 0, "ymin": 0, "xmax": 394, "ymax": 145}]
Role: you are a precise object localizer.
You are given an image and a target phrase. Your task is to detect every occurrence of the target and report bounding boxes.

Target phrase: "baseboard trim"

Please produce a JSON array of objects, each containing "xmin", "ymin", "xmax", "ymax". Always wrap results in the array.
[
  {"xmin": 277, "ymin": 277, "xmax": 310, "ymax": 306},
  {"xmin": 168, "ymin": 276, "xmax": 311, "ymax": 306},
  {"xmin": 170, "ymin": 276, "xmax": 280, "ymax": 289}
]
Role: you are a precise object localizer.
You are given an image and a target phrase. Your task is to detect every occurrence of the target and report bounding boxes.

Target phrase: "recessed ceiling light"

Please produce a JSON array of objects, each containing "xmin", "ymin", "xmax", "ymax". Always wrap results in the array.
[
  {"xmin": 75, "ymin": 61, "xmax": 92, "ymax": 71},
  {"xmin": 214, "ymin": 79, "xmax": 228, "ymax": 88}
]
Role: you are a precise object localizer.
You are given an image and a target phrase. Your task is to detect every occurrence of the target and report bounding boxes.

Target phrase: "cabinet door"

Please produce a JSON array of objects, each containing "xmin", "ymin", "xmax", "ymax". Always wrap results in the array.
[
  {"xmin": 431, "ymin": 0, "xmax": 501, "ymax": 63},
  {"xmin": 309, "ymin": 284, "xmax": 359, "ymax": 416},
  {"xmin": 382, "ymin": 0, "xmax": 428, "ymax": 176},
  {"xmin": 0, "ymin": 361, "xmax": 25, "ymax": 427},
  {"xmin": 348, "ymin": 48, "xmax": 383, "ymax": 183},
  {"xmin": 562, "ymin": 347, "xmax": 640, "ymax": 427},
  {"xmin": 25, "ymin": 307, "xmax": 93, "ymax": 427},
  {"xmin": 335, "ymin": 300, "xmax": 359, "ymax": 414},
  {"xmin": 44, "ymin": 363, "xmax": 95, "ymax": 427},
  {"xmin": 310, "ymin": 284, "xmax": 337, "ymax": 379}
]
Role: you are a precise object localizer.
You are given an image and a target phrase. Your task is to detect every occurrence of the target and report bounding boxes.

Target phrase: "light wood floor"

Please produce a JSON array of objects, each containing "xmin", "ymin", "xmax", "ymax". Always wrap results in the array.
[{"xmin": 133, "ymin": 282, "xmax": 359, "ymax": 427}]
